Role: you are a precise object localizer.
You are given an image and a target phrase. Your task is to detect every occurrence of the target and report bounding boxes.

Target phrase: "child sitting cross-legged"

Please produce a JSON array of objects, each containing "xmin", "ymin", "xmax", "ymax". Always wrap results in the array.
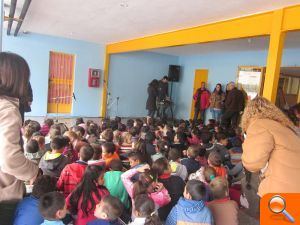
[
  {"xmin": 127, "ymin": 151, "xmax": 146, "ymax": 183},
  {"xmin": 151, "ymin": 140, "xmax": 168, "ymax": 162},
  {"xmin": 189, "ymin": 166, "xmax": 216, "ymax": 202},
  {"xmin": 39, "ymin": 135, "xmax": 69, "ymax": 178},
  {"xmin": 207, "ymin": 177, "xmax": 238, "ymax": 225},
  {"xmin": 87, "ymin": 195, "xmax": 124, "ymax": 225},
  {"xmin": 25, "ymin": 139, "xmax": 44, "ymax": 164},
  {"xmin": 104, "ymin": 159, "xmax": 130, "ymax": 209},
  {"xmin": 39, "ymin": 191, "xmax": 67, "ymax": 225},
  {"xmin": 102, "ymin": 142, "xmax": 120, "ymax": 169},
  {"xmin": 152, "ymin": 158, "xmax": 185, "ymax": 221},
  {"xmin": 88, "ymin": 143, "xmax": 106, "ymax": 167},
  {"xmin": 67, "ymin": 165, "xmax": 109, "ymax": 225},
  {"xmin": 14, "ymin": 175, "xmax": 57, "ymax": 225},
  {"xmin": 181, "ymin": 145, "xmax": 201, "ymax": 175},
  {"xmin": 129, "ymin": 194, "xmax": 162, "ymax": 225},
  {"xmin": 208, "ymin": 151, "xmax": 228, "ymax": 178},
  {"xmin": 168, "ymin": 148, "xmax": 188, "ymax": 181},
  {"xmin": 121, "ymin": 164, "xmax": 171, "ymax": 219},
  {"xmin": 165, "ymin": 179, "xmax": 213, "ymax": 225},
  {"xmin": 57, "ymin": 144, "xmax": 94, "ymax": 197}
]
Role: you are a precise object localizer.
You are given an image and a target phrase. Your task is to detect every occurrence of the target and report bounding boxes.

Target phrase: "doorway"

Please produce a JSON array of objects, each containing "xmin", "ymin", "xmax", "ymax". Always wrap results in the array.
[
  {"xmin": 47, "ymin": 51, "xmax": 75, "ymax": 114},
  {"xmin": 190, "ymin": 69, "xmax": 208, "ymax": 119}
]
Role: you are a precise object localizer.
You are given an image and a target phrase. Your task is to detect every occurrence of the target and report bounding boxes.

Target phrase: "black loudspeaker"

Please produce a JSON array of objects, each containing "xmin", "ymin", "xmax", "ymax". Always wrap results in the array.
[{"xmin": 168, "ymin": 65, "xmax": 181, "ymax": 82}]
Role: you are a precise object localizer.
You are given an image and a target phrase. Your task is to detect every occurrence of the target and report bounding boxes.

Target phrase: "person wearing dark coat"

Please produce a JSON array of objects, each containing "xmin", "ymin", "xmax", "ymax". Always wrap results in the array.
[
  {"xmin": 221, "ymin": 82, "xmax": 245, "ymax": 128},
  {"xmin": 146, "ymin": 79, "xmax": 159, "ymax": 117},
  {"xmin": 157, "ymin": 76, "xmax": 169, "ymax": 120}
]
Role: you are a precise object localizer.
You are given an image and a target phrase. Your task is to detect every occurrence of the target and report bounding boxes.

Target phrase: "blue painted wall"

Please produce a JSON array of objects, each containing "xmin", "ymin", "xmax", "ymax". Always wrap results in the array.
[
  {"xmin": 107, "ymin": 51, "xmax": 179, "ymax": 117},
  {"xmin": 3, "ymin": 33, "xmax": 105, "ymax": 117}
]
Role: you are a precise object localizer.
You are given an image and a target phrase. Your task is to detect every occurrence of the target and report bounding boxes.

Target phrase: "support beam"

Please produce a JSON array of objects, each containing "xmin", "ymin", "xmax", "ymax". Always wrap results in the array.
[
  {"xmin": 14, "ymin": 0, "xmax": 31, "ymax": 36},
  {"xmin": 101, "ymin": 51, "xmax": 110, "ymax": 118},
  {"xmin": 282, "ymin": 5, "xmax": 300, "ymax": 31},
  {"xmin": 7, "ymin": 0, "xmax": 17, "ymax": 35},
  {"xmin": 263, "ymin": 9, "xmax": 285, "ymax": 102},
  {"xmin": 107, "ymin": 12, "xmax": 273, "ymax": 54}
]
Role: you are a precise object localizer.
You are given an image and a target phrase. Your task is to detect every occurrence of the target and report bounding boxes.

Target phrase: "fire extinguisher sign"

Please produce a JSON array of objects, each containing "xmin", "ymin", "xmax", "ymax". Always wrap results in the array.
[{"xmin": 88, "ymin": 68, "xmax": 101, "ymax": 87}]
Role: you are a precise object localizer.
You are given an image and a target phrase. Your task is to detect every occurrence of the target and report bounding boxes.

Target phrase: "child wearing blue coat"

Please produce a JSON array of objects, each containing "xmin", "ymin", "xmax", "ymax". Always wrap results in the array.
[
  {"xmin": 165, "ymin": 180, "xmax": 213, "ymax": 225},
  {"xmin": 13, "ymin": 175, "xmax": 57, "ymax": 225}
]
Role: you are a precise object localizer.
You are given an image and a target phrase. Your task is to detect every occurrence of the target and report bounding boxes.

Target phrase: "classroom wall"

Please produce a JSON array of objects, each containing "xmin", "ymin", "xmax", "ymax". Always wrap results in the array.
[
  {"xmin": 107, "ymin": 51, "xmax": 179, "ymax": 117},
  {"xmin": 174, "ymin": 47, "xmax": 300, "ymax": 120},
  {"xmin": 3, "ymin": 33, "xmax": 105, "ymax": 117}
]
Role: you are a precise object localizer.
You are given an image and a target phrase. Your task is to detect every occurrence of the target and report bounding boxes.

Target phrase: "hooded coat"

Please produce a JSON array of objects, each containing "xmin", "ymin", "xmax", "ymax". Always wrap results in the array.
[
  {"xmin": 165, "ymin": 197, "xmax": 213, "ymax": 225},
  {"xmin": 39, "ymin": 151, "xmax": 69, "ymax": 178}
]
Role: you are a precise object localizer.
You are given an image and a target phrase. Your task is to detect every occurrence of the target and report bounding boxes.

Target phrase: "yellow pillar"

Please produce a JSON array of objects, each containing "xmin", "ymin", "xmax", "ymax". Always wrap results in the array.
[
  {"xmin": 263, "ymin": 9, "xmax": 286, "ymax": 102},
  {"xmin": 101, "ymin": 51, "xmax": 110, "ymax": 117}
]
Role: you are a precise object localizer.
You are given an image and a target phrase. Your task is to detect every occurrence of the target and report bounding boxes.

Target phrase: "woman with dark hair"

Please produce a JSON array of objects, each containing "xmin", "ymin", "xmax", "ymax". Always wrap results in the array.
[
  {"xmin": 209, "ymin": 83, "xmax": 225, "ymax": 123},
  {"xmin": 0, "ymin": 52, "xmax": 39, "ymax": 225},
  {"xmin": 146, "ymin": 79, "xmax": 159, "ymax": 118},
  {"xmin": 67, "ymin": 165, "xmax": 109, "ymax": 225}
]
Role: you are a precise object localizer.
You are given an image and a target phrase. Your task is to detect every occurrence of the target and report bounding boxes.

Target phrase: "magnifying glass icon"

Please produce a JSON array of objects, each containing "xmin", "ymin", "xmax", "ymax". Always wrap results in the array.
[{"xmin": 268, "ymin": 195, "xmax": 295, "ymax": 223}]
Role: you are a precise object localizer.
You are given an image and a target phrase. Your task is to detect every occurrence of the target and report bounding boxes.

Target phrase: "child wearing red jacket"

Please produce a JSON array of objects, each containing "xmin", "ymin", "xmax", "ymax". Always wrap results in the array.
[
  {"xmin": 57, "ymin": 145, "xmax": 94, "ymax": 197},
  {"xmin": 67, "ymin": 165, "xmax": 109, "ymax": 225}
]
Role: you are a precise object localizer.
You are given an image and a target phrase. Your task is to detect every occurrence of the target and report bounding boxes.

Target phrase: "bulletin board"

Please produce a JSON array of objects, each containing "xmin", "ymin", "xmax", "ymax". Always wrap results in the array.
[{"xmin": 237, "ymin": 66, "xmax": 265, "ymax": 101}]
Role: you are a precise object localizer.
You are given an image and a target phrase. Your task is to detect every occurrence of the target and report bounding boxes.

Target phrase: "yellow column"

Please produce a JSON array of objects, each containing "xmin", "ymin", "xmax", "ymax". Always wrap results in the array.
[
  {"xmin": 263, "ymin": 9, "xmax": 286, "ymax": 102},
  {"xmin": 101, "ymin": 51, "xmax": 110, "ymax": 118}
]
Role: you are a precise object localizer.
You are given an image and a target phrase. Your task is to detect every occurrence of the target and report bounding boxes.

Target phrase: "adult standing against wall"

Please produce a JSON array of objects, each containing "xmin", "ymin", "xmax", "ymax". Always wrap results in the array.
[
  {"xmin": 209, "ymin": 83, "xmax": 225, "ymax": 123},
  {"xmin": 241, "ymin": 97, "xmax": 300, "ymax": 197},
  {"xmin": 221, "ymin": 82, "xmax": 244, "ymax": 128},
  {"xmin": 0, "ymin": 52, "xmax": 39, "ymax": 225},
  {"xmin": 193, "ymin": 82, "xmax": 210, "ymax": 124},
  {"xmin": 157, "ymin": 76, "xmax": 169, "ymax": 119},
  {"xmin": 146, "ymin": 79, "xmax": 159, "ymax": 118}
]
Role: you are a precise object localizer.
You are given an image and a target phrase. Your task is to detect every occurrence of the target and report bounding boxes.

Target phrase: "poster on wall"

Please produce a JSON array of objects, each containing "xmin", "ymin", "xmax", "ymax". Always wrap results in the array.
[{"xmin": 237, "ymin": 67, "xmax": 265, "ymax": 100}]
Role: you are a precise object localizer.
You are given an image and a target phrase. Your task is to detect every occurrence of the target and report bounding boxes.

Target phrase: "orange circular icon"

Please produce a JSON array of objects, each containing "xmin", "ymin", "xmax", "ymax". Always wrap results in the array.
[{"xmin": 269, "ymin": 195, "xmax": 286, "ymax": 213}]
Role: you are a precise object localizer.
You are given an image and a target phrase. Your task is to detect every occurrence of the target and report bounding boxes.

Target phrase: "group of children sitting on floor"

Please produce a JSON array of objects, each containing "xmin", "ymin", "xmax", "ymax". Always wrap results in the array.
[{"xmin": 14, "ymin": 117, "xmax": 248, "ymax": 225}]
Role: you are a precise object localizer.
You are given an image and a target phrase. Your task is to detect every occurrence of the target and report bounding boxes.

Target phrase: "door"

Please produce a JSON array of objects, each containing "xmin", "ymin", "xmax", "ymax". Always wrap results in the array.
[
  {"xmin": 47, "ymin": 51, "xmax": 75, "ymax": 113},
  {"xmin": 190, "ymin": 69, "xmax": 208, "ymax": 119}
]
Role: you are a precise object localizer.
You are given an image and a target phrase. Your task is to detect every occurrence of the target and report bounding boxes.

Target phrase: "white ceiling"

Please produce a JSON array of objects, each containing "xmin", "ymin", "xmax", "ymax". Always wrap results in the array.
[
  {"xmin": 3, "ymin": 0, "xmax": 300, "ymax": 44},
  {"xmin": 148, "ymin": 31, "xmax": 300, "ymax": 56}
]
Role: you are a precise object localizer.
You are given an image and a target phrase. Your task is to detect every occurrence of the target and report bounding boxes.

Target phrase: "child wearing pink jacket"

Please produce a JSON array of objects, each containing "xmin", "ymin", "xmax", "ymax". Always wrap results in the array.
[{"xmin": 121, "ymin": 164, "xmax": 171, "ymax": 219}]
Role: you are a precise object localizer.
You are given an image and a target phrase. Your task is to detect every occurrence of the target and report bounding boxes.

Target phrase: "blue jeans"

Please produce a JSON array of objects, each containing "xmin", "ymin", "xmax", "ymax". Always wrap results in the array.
[{"xmin": 211, "ymin": 108, "xmax": 222, "ymax": 122}]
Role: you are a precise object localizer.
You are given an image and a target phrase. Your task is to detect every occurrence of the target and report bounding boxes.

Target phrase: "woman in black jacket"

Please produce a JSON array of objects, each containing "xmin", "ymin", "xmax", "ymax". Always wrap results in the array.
[{"xmin": 146, "ymin": 79, "xmax": 159, "ymax": 117}]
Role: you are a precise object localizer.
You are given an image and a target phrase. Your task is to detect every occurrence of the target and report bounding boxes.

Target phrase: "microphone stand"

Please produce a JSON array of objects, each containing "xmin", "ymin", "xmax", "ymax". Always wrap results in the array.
[
  {"xmin": 50, "ymin": 95, "xmax": 75, "ymax": 123},
  {"xmin": 103, "ymin": 79, "xmax": 111, "ymax": 119}
]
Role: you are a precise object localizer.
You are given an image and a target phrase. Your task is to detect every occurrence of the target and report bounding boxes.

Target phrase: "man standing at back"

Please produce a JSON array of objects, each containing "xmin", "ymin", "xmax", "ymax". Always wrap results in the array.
[
  {"xmin": 157, "ymin": 76, "xmax": 169, "ymax": 120},
  {"xmin": 221, "ymin": 82, "xmax": 245, "ymax": 128}
]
